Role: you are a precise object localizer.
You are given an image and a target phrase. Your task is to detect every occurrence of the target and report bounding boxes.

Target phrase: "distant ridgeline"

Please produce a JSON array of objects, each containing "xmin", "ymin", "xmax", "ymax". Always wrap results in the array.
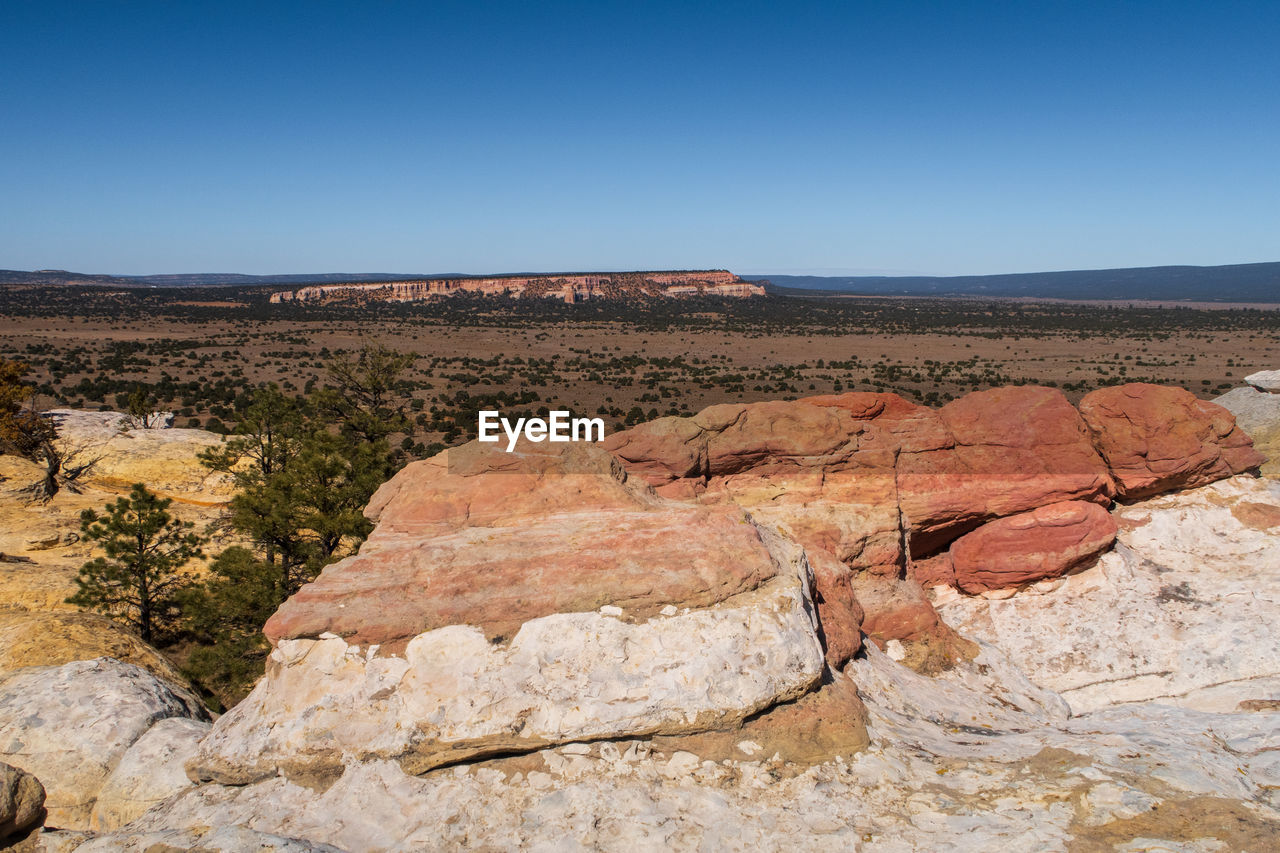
[
  {"xmin": 747, "ymin": 261, "xmax": 1280, "ymax": 303},
  {"xmin": 267, "ymin": 270, "xmax": 765, "ymax": 305}
]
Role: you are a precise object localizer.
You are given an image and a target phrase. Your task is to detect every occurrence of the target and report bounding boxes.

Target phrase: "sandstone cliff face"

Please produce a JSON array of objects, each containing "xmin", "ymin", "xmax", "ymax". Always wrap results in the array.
[{"xmin": 268, "ymin": 270, "xmax": 765, "ymax": 304}]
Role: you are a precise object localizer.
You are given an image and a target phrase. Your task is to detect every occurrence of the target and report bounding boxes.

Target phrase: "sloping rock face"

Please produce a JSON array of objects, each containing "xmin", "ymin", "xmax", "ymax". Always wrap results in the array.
[
  {"xmin": 265, "ymin": 444, "xmax": 786, "ymax": 647},
  {"xmin": 895, "ymin": 386, "xmax": 1115, "ymax": 552},
  {"xmin": 607, "ymin": 383, "xmax": 1260, "ymax": 607},
  {"xmin": 937, "ymin": 475, "xmax": 1280, "ymax": 713},
  {"xmin": 90, "ymin": 717, "xmax": 210, "ymax": 831},
  {"xmin": 48, "ymin": 410, "xmax": 235, "ymax": 506},
  {"xmin": 1079, "ymin": 384, "xmax": 1264, "ymax": 499},
  {"xmin": 0, "ymin": 659, "xmax": 209, "ymax": 830},
  {"xmin": 1245, "ymin": 368, "xmax": 1280, "ymax": 393},
  {"xmin": 190, "ymin": 441, "xmax": 828, "ymax": 785},
  {"xmin": 0, "ymin": 611, "xmax": 188, "ymax": 685},
  {"xmin": 604, "ymin": 386, "xmax": 1125, "ymax": 664}
]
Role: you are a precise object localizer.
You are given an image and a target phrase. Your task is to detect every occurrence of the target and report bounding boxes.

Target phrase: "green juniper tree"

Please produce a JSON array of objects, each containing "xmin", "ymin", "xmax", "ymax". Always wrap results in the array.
[
  {"xmin": 68, "ymin": 483, "xmax": 206, "ymax": 643},
  {"xmin": 184, "ymin": 349, "xmax": 416, "ymax": 704}
]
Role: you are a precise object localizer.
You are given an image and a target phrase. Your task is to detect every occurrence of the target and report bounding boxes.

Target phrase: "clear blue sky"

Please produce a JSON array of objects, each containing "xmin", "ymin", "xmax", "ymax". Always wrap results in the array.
[{"xmin": 2, "ymin": 1, "xmax": 1277, "ymax": 276}]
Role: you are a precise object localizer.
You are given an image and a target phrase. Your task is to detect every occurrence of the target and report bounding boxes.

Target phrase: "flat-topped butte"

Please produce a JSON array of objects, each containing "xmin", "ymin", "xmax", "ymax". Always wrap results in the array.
[{"xmin": 268, "ymin": 269, "xmax": 766, "ymax": 305}]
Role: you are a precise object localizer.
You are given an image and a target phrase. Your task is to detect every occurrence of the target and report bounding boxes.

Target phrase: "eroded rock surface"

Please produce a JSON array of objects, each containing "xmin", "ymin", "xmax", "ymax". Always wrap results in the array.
[
  {"xmin": 938, "ymin": 476, "xmax": 1280, "ymax": 712},
  {"xmin": 90, "ymin": 717, "xmax": 210, "ymax": 831},
  {"xmin": 92, "ymin": 644, "xmax": 1280, "ymax": 852},
  {"xmin": 48, "ymin": 410, "xmax": 235, "ymax": 506},
  {"xmin": 0, "ymin": 659, "xmax": 209, "ymax": 829},
  {"xmin": 1079, "ymin": 384, "xmax": 1264, "ymax": 498},
  {"xmin": 192, "ymin": 441, "xmax": 826, "ymax": 784},
  {"xmin": 0, "ymin": 611, "xmax": 189, "ymax": 685},
  {"xmin": 948, "ymin": 500, "xmax": 1118, "ymax": 593},
  {"xmin": 1217, "ymin": 383, "xmax": 1280, "ymax": 478},
  {"xmin": 9, "ymin": 384, "xmax": 1276, "ymax": 852}
]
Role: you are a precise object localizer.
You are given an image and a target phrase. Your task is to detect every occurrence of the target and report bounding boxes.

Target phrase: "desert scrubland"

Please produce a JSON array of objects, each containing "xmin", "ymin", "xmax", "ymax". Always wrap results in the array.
[{"xmin": 1, "ymin": 285, "xmax": 1276, "ymax": 450}]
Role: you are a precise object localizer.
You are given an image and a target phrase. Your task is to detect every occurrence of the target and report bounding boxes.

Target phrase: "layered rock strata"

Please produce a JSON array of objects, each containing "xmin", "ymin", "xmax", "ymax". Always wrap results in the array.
[
  {"xmin": 605, "ymin": 383, "xmax": 1261, "ymax": 669},
  {"xmin": 1, "ymin": 380, "xmax": 1276, "ymax": 850},
  {"xmin": 269, "ymin": 270, "xmax": 765, "ymax": 305},
  {"xmin": 190, "ymin": 441, "xmax": 828, "ymax": 784}
]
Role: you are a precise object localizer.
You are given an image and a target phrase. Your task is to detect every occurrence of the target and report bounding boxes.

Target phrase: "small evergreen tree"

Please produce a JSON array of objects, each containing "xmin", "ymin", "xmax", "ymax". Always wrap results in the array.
[
  {"xmin": 179, "ymin": 547, "xmax": 285, "ymax": 707},
  {"xmin": 68, "ymin": 483, "xmax": 206, "ymax": 643}
]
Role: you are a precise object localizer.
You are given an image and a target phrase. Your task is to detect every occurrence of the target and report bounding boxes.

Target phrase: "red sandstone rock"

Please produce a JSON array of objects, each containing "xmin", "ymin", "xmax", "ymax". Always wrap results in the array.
[
  {"xmin": 806, "ymin": 550, "xmax": 864, "ymax": 668},
  {"xmin": 897, "ymin": 386, "xmax": 1114, "ymax": 553},
  {"xmin": 910, "ymin": 552, "xmax": 955, "ymax": 588},
  {"xmin": 605, "ymin": 389, "xmax": 1111, "ymax": 657},
  {"xmin": 948, "ymin": 500, "xmax": 1118, "ymax": 593},
  {"xmin": 265, "ymin": 442, "xmax": 782, "ymax": 648},
  {"xmin": 1079, "ymin": 384, "xmax": 1265, "ymax": 499}
]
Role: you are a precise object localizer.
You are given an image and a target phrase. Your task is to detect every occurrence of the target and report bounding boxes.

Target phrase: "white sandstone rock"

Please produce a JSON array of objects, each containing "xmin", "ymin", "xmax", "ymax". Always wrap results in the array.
[
  {"xmin": 91, "ymin": 717, "xmax": 211, "ymax": 831},
  {"xmin": 0, "ymin": 658, "xmax": 208, "ymax": 829},
  {"xmin": 189, "ymin": 530, "xmax": 825, "ymax": 784},
  {"xmin": 96, "ymin": 643, "xmax": 1280, "ymax": 852},
  {"xmin": 937, "ymin": 476, "xmax": 1280, "ymax": 712},
  {"xmin": 1244, "ymin": 369, "xmax": 1280, "ymax": 393}
]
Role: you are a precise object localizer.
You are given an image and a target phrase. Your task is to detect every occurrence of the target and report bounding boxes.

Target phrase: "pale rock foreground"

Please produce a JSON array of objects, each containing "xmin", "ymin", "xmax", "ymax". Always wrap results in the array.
[
  {"xmin": 190, "ymin": 523, "xmax": 825, "ymax": 784},
  {"xmin": 1217, "ymin": 384, "xmax": 1280, "ymax": 478},
  {"xmin": 97, "ymin": 644, "xmax": 1280, "ymax": 851},
  {"xmin": 937, "ymin": 475, "xmax": 1280, "ymax": 713},
  {"xmin": 90, "ymin": 717, "xmax": 211, "ymax": 831},
  {"xmin": 0, "ymin": 659, "xmax": 209, "ymax": 830}
]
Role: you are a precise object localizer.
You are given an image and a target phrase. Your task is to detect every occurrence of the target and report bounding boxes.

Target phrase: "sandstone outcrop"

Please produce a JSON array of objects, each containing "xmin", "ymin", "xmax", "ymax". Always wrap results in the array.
[
  {"xmin": 947, "ymin": 500, "xmax": 1118, "ymax": 593},
  {"xmin": 90, "ymin": 642, "xmax": 1280, "ymax": 852},
  {"xmin": 937, "ymin": 475, "xmax": 1280, "ymax": 712},
  {"xmin": 90, "ymin": 717, "xmax": 210, "ymax": 831},
  {"xmin": 5, "ymin": 382, "xmax": 1276, "ymax": 851},
  {"xmin": 0, "ymin": 659, "xmax": 209, "ymax": 829},
  {"xmin": 48, "ymin": 410, "xmax": 235, "ymax": 506},
  {"xmin": 265, "ymin": 443, "xmax": 788, "ymax": 647},
  {"xmin": 897, "ymin": 385, "xmax": 1114, "ymax": 551},
  {"xmin": 0, "ymin": 762, "xmax": 44, "ymax": 841},
  {"xmin": 603, "ymin": 383, "xmax": 1264, "ymax": 675},
  {"xmin": 0, "ymin": 611, "xmax": 189, "ymax": 685},
  {"xmin": 1245, "ymin": 368, "xmax": 1280, "ymax": 393},
  {"xmin": 191, "ymin": 440, "xmax": 827, "ymax": 785},
  {"xmin": 1078, "ymin": 384, "xmax": 1264, "ymax": 499},
  {"xmin": 269, "ymin": 270, "xmax": 766, "ymax": 305}
]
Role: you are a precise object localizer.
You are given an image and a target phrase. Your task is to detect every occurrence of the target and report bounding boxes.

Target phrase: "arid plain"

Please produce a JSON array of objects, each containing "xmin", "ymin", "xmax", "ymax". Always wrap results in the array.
[{"xmin": 1, "ymin": 285, "xmax": 1277, "ymax": 451}]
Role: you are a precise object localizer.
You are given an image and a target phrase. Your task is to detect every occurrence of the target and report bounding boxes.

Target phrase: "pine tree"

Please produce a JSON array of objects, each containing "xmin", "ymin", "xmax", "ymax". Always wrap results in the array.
[{"xmin": 68, "ymin": 483, "xmax": 206, "ymax": 643}]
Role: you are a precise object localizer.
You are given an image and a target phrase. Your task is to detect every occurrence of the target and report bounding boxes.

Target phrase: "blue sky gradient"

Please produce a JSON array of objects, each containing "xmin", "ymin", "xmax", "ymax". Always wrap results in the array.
[{"xmin": 2, "ymin": 1, "xmax": 1277, "ymax": 276}]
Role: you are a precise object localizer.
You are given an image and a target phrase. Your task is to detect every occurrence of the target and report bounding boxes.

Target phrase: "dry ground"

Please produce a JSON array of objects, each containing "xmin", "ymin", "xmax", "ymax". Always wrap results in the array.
[{"xmin": 0, "ymin": 287, "xmax": 1277, "ymax": 447}]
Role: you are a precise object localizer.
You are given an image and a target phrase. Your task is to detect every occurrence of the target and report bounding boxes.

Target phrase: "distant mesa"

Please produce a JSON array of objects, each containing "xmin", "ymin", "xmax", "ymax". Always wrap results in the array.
[{"xmin": 267, "ymin": 270, "xmax": 766, "ymax": 305}]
